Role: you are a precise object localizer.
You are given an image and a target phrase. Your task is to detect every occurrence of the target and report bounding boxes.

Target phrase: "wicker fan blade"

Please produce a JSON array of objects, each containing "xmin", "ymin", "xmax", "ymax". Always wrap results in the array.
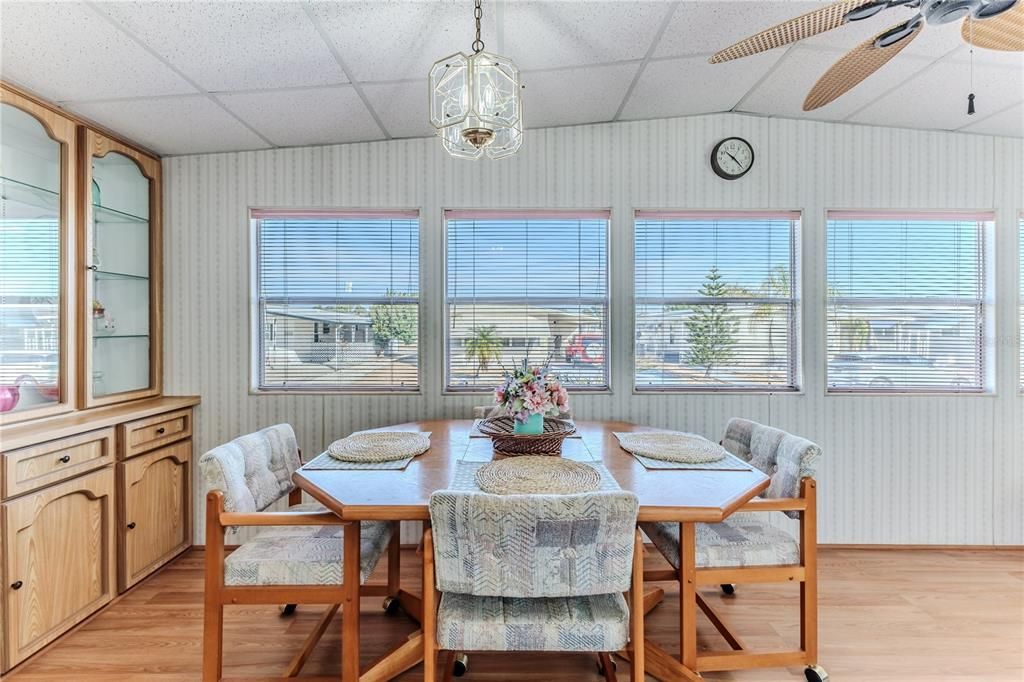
[
  {"xmin": 710, "ymin": 0, "xmax": 878, "ymax": 63},
  {"xmin": 962, "ymin": 2, "xmax": 1024, "ymax": 51},
  {"xmin": 803, "ymin": 20, "xmax": 923, "ymax": 111}
]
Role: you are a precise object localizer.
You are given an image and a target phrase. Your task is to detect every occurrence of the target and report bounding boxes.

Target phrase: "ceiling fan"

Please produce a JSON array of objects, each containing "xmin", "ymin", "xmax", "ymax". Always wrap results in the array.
[{"xmin": 709, "ymin": 0, "xmax": 1024, "ymax": 111}]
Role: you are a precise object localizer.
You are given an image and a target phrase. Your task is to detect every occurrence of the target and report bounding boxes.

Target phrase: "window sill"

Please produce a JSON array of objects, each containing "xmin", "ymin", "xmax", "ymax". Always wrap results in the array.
[{"xmin": 251, "ymin": 388, "xmax": 422, "ymax": 396}]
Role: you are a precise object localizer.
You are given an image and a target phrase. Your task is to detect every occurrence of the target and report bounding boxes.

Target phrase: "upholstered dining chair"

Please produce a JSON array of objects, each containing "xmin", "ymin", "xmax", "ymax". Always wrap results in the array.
[
  {"xmin": 422, "ymin": 490, "xmax": 645, "ymax": 681},
  {"xmin": 639, "ymin": 418, "xmax": 827, "ymax": 681},
  {"xmin": 199, "ymin": 424, "xmax": 399, "ymax": 681}
]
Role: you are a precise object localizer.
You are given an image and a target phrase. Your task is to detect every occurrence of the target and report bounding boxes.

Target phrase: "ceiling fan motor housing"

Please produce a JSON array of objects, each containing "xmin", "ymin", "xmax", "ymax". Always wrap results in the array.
[{"xmin": 921, "ymin": 0, "xmax": 986, "ymax": 24}]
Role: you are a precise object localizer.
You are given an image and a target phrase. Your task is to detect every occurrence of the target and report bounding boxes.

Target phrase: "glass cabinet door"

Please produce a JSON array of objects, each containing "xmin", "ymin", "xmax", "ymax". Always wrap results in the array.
[
  {"xmin": 82, "ymin": 130, "xmax": 161, "ymax": 406},
  {"xmin": 0, "ymin": 90, "xmax": 75, "ymax": 423}
]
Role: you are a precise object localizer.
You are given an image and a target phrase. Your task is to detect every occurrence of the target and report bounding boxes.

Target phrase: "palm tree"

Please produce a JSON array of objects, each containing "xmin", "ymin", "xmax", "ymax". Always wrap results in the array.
[
  {"xmin": 465, "ymin": 326, "xmax": 502, "ymax": 376},
  {"xmin": 750, "ymin": 266, "xmax": 791, "ymax": 367}
]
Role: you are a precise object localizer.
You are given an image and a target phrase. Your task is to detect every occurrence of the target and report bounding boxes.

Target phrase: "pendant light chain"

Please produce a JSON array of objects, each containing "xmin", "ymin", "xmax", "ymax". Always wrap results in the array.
[
  {"xmin": 967, "ymin": 16, "xmax": 976, "ymax": 115},
  {"xmin": 472, "ymin": 0, "xmax": 485, "ymax": 54}
]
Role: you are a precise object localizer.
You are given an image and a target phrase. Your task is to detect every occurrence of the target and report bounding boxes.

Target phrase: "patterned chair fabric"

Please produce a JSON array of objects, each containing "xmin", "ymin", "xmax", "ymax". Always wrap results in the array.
[
  {"xmin": 429, "ymin": 490, "xmax": 639, "ymax": 598},
  {"xmin": 640, "ymin": 513, "xmax": 800, "ymax": 570},
  {"xmin": 722, "ymin": 418, "xmax": 820, "ymax": 518},
  {"xmin": 199, "ymin": 423, "xmax": 301, "ymax": 513},
  {"xmin": 435, "ymin": 592, "xmax": 629, "ymax": 652},
  {"xmin": 224, "ymin": 521, "xmax": 394, "ymax": 586}
]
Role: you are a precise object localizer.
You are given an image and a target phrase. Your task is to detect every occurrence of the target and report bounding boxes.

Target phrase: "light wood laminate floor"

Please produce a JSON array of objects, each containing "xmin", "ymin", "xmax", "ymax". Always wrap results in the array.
[{"xmin": 6, "ymin": 547, "xmax": 1022, "ymax": 681}]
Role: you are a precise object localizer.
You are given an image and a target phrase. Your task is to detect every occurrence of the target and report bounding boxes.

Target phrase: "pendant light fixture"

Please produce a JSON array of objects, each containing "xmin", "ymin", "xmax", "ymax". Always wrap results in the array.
[{"xmin": 429, "ymin": 0, "xmax": 523, "ymax": 159}]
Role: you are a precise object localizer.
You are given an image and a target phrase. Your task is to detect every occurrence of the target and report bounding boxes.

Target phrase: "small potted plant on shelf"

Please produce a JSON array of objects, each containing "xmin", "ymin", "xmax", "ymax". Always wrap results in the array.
[{"xmin": 494, "ymin": 359, "xmax": 570, "ymax": 435}]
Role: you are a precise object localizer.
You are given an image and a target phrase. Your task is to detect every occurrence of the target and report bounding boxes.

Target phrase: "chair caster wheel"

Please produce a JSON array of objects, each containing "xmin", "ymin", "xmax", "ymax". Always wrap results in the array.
[
  {"xmin": 805, "ymin": 664, "xmax": 829, "ymax": 682},
  {"xmin": 720, "ymin": 583, "xmax": 736, "ymax": 596},
  {"xmin": 382, "ymin": 596, "xmax": 401, "ymax": 615},
  {"xmin": 452, "ymin": 652, "xmax": 468, "ymax": 677},
  {"xmin": 279, "ymin": 604, "xmax": 297, "ymax": 616},
  {"xmin": 597, "ymin": 656, "xmax": 617, "ymax": 675}
]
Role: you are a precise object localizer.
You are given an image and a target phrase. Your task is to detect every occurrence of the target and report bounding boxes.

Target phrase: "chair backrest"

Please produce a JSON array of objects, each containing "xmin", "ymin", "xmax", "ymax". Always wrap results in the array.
[
  {"xmin": 722, "ymin": 418, "xmax": 820, "ymax": 517},
  {"xmin": 429, "ymin": 490, "xmax": 638, "ymax": 598},
  {"xmin": 199, "ymin": 424, "xmax": 302, "ymax": 513}
]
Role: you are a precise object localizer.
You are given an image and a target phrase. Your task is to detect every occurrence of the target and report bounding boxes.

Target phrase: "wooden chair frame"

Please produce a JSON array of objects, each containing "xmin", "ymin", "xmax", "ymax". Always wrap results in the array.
[
  {"xmin": 421, "ymin": 527, "xmax": 646, "ymax": 682},
  {"xmin": 203, "ymin": 489, "xmax": 402, "ymax": 681},
  {"xmin": 643, "ymin": 477, "xmax": 819, "ymax": 674}
]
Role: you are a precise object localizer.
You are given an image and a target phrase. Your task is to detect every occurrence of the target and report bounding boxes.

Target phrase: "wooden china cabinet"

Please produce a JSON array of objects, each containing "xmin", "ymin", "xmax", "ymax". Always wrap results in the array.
[{"xmin": 0, "ymin": 82, "xmax": 197, "ymax": 673}]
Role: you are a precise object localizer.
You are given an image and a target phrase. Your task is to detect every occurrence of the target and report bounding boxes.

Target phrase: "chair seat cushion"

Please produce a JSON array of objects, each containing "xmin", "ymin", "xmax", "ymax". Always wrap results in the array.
[
  {"xmin": 436, "ymin": 592, "xmax": 628, "ymax": 652},
  {"xmin": 224, "ymin": 520, "xmax": 393, "ymax": 586},
  {"xmin": 640, "ymin": 513, "xmax": 799, "ymax": 570}
]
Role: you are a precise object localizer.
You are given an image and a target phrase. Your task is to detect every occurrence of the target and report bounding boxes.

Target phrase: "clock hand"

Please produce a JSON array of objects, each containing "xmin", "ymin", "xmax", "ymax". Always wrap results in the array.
[{"xmin": 726, "ymin": 151, "xmax": 742, "ymax": 166}]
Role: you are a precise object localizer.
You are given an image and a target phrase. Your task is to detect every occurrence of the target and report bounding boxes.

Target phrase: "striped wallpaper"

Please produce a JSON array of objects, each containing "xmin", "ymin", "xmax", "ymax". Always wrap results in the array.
[{"xmin": 163, "ymin": 113, "xmax": 1023, "ymax": 546}]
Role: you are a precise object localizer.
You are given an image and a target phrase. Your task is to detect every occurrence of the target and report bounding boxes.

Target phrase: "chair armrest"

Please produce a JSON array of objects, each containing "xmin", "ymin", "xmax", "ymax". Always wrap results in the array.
[
  {"xmin": 738, "ymin": 498, "xmax": 807, "ymax": 513},
  {"xmin": 218, "ymin": 510, "xmax": 350, "ymax": 527}
]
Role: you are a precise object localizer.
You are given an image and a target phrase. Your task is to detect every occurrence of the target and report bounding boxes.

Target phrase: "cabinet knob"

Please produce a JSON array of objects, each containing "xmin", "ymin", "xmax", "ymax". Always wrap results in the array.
[
  {"xmin": 155, "ymin": 427, "xmax": 166, "ymax": 435},
  {"xmin": 57, "ymin": 454, "xmax": 71, "ymax": 464},
  {"xmin": 127, "ymin": 522, "xmax": 136, "ymax": 530},
  {"xmin": 11, "ymin": 581, "xmax": 22, "ymax": 590}
]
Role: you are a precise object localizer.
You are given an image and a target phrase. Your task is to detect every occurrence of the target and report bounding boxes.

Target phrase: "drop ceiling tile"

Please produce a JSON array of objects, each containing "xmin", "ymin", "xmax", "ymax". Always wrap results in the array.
[
  {"xmin": 308, "ymin": 1, "xmax": 474, "ymax": 83},
  {"xmin": 65, "ymin": 96, "xmax": 267, "ymax": 155},
  {"xmin": 362, "ymin": 80, "xmax": 435, "ymax": 139},
  {"xmin": 619, "ymin": 51, "xmax": 781, "ymax": 121},
  {"xmin": 850, "ymin": 59, "xmax": 1023, "ymax": 131},
  {"xmin": 501, "ymin": 1, "xmax": 671, "ymax": 70},
  {"xmin": 219, "ymin": 87, "xmax": 383, "ymax": 147},
  {"xmin": 524, "ymin": 63, "xmax": 639, "ymax": 128},
  {"xmin": 96, "ymin": 1, "xmax": 346, "ymax": 91},
  {"xmin": 656, "ymin": 1, "xmax": 825, "ymax": 58},
  {"xmin": 738, "ymin": 45, "xmax": 933, "ymax": 120},
  {"xmin": 0, "ymin": 1, "xmax": 194, "ymax": 102},
  {"xmin": 960, "ymin": 101, "xmax": 1024, "ymax": 137}
]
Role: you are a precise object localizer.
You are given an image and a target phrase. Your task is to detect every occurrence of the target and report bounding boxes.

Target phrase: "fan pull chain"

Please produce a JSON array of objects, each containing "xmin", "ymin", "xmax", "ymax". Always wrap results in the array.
[{"xmin": 967, "ymin": 16, "xmax": 976, "ymax": 115}]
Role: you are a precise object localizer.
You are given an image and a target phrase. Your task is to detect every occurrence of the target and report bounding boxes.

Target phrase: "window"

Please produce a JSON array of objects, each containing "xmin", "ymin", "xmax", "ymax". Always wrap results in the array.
[
  {"xmin": 252, "ymin": 209, "xmax": 419, "ymax": 391},
  {"xmin": 826, "ymin": 211, "xmax": 990, "ymax": 393},
  {"xmin": 445, "ymin": 210, "xmax": 609, "ymax": 391},
  {"xmin": 634, "ymin": 211, "xmax": 800, "ymax": 391}
]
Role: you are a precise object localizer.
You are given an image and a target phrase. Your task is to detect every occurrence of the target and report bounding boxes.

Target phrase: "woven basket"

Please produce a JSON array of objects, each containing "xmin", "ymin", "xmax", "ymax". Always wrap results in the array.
[{"xmin": 477, "ymin": 416, "xmax": 576, "ymax": 456}]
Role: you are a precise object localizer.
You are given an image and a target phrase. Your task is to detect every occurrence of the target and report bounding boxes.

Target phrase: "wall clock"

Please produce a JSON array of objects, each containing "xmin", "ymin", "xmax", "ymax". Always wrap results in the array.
[{"xmin": 710, "ymin": 137, "xmax": 754, "ymax": 180}]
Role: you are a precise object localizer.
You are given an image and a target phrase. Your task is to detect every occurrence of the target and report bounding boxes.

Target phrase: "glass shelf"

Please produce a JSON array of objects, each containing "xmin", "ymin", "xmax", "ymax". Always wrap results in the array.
[
  {"xmin": 0, "ymin": 175, "xmax": 60, "ymax": 215},
  {"xmin": 93, "ymin": 269, "xmax": 149, "ymax": 282},
  {"xmin": 93, "ymin": 202, "xmax": 148, "ymax": 225}
]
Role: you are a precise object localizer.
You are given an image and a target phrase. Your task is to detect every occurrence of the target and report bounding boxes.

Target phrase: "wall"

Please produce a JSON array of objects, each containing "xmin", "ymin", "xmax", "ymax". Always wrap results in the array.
[{"xmin": 163, "ymin": 113, "xmax": 1023, "ymax": 545}]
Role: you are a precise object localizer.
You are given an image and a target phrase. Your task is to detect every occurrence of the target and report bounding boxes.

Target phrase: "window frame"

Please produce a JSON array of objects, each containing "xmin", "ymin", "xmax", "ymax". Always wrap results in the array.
[
  {"xmin": 631, "ymin": 209, "xmax": 802, "ymax": 394},
  {"xmin": 442, "ymin": 208, "xmax": 612, "ymax": 394},
  {"xmin": 823, "ymin": 209, "xmax": 993, "ymax": 396},
  {"xmin": 249, "ymin": 207, "xmax": 423, "ymax": 395}
]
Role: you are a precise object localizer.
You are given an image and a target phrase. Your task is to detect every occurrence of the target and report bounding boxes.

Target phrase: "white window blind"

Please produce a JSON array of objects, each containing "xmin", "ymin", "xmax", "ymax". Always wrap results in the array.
[
  {"xmin": 634, "ymin": 211, "xmax": 800, "ymax": 391},
  {"xmin": 445, "ymin": 210, "xmax": 609, "ymax": 391},
  {"xmin": 253, "ymin": 209, "xmax": 419, "ymax": 392},
  {"xmin": 826, "ymin": 211, "xmax": 989, "ymax": 393}
]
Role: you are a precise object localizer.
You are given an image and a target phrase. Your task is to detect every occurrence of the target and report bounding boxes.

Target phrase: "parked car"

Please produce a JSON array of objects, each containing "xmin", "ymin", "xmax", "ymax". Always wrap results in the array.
[
  {"xmin": 565, "ymin": 333, "xmax": 604, "ymax": 364},
  {"xmin": 829, "ymin": 352, "xmax": 935, "ymax": 387}
]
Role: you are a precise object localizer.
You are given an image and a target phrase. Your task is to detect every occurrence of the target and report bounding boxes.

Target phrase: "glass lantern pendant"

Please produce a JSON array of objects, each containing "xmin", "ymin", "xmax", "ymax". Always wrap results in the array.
[{"xmin": 429, "ymin": 0, "xmax": 523, "ymax": 160}]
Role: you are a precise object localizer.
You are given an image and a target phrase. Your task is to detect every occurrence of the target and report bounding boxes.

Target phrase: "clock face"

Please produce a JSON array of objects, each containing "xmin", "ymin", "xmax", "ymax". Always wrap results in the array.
[{"xmin": 711, "ymin": 137, "xmax": 754, "ymax": 180}]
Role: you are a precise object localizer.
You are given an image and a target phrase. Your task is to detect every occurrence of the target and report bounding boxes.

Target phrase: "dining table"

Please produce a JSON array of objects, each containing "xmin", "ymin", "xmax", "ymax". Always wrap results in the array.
[{"xmin": 292, "ymin": 419, "xmax": 770, "ymax": 682}]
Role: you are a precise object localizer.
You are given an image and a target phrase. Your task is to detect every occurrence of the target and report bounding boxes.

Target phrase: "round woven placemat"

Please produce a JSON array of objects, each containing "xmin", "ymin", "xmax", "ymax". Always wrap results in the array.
[
  {"xmin": 616, "ymin": 432, "xmax": 726, "ymax": 463},
  {"xmin": 474, "ymin": 456, "xmax": 601, "ymax": 495},
  {"xmin": 328, "ymin": 431, "xmax": 430, "ymax": 463}
]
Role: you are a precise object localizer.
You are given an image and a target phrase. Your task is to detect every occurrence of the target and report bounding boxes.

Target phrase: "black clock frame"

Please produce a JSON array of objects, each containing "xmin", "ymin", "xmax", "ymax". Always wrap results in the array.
[{"xmin": 710, "ymin": 137, "xmax": 754, "ymax": 180}]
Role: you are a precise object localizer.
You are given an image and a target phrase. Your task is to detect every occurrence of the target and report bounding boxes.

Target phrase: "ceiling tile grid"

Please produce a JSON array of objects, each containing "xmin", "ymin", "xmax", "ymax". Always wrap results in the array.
[{"xmin": 1, "ymin": 0, "xmax": 1020, "ymax": 156}]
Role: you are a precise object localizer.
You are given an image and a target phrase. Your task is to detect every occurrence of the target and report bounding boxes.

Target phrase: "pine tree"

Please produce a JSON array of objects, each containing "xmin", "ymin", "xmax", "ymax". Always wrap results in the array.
[{"xmin": 685, "ymin": 267, "xmax": 738, "ymax": 377}]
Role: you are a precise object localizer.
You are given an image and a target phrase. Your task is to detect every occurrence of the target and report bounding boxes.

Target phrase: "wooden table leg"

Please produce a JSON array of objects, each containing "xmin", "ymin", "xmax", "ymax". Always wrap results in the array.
[
  {"xmin": 679, "ymin": 522, "xmax": 697, "ymax": 672},
  {"xmin": 343, "ymin": 521, "xmax": 361, "ymax": 682},
  {"xmin": 359, "ymin": 630, "xmax": 424, "ymax": 682}
]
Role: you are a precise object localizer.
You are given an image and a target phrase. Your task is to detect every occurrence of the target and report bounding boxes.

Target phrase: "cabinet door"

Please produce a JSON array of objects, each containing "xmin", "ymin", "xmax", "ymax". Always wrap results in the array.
[
  {"xmin": 79, "ymin": 128, "xmax": 161, "ymax": 408},
  {"xmin": 0, "ymin": 85, "xmax": 77, "ymax": 425},
  {"xmin": 2, "ymin": 467, "xmax": 116, "ymax": 668},
  {"xmin": 119, "ymin": 441, "xmax": 190, "ymax": 591}
]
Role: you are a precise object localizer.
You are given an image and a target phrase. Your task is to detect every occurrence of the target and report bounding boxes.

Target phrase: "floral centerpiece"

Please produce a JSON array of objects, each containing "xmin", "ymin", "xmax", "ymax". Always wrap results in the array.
[{"xmin": 494, "ymin": 360, "xmax": 570, "ymax": 435}]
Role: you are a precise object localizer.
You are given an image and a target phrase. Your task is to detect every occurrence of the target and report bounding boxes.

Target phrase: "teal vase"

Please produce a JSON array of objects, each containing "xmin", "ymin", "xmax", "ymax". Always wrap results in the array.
[{"xmin": 513, "ymin": 413, "xmax": 544, "ymax": 435}]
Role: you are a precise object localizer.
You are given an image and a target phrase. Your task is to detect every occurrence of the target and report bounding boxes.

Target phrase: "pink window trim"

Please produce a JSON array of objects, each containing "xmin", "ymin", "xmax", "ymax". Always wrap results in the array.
[
  {"xmin": 634, "ymin": 210, "xmax": 801, "ymax": 220},
  {"xmin": 445, "ymin": 209, "xmax": 611, "ymax": 221},
  {"xmin": 251, "ymin": 208, "xmax": 419, "ymax": 220},
  {"xmin": 827, "ymin": 210, "xmax": 995, "ymax": 222}
]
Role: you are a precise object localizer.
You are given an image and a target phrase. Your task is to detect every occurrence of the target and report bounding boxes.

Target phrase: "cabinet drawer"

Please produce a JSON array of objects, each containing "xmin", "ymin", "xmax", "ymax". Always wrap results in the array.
[
  {"xmin": 118, "ymin": 408, "xmax": 192, "ymax": 459},
  {"xmin": 2, "ymin": 427, "xmax": 116, "ymax": 499},
  {"xmin": 2, "ymin": 466, "xmax": 116, "ymax": 669},
  {"xmin": 118, "ymin": 440, "xmax": 192, "ymax": 591}
]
